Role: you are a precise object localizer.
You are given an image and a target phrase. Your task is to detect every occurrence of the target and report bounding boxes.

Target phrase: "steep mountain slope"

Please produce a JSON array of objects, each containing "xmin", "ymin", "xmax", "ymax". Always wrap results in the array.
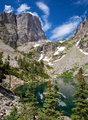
[
  {"xmin": 0, "ymin": 12, "xmax": 47, "ymax": 48},
  {"xmin": 53, "ymin": 46, "xmax": 88, "ymax": 74},
  {"xmin": 0, "ymin": 12, "xmax": 88, "ymax": 76},
  {"xmin": 27, "ymin": 17, "xmax": 88, "ymax": 76},
  {"xmin": 0, "ymin": 40, "xmax": 22, "ymax": 67}
]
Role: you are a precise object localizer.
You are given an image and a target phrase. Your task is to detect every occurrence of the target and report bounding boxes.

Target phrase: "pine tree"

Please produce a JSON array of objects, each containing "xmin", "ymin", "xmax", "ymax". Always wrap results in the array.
[
  {"xmin": 18, "ymin": 82, "xmax": 39, "ymax": 120},
  {"xmin": 38, "ymin": 80, "xmax": 62, "ymax": 120},
  {"xmin": 71, "ymin": 68, "xmax": 88, "ymax": 120}
]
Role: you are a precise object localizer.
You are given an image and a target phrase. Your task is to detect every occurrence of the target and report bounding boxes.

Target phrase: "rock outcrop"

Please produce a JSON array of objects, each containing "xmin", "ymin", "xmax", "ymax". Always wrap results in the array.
[
  {"xmin": 73, "ymin": 17, "xmax": 88, "ymax": 52},
  {"xmin": 17, "ymin": 13, "xmax": 46, "ymax": 45},
  {"xmin": 0, "ymin": 12, "xmax": 47, "ymax": 48},
  {"xmin": 0, "ymin": 86, "xmax": 20, "ymax": 119}
]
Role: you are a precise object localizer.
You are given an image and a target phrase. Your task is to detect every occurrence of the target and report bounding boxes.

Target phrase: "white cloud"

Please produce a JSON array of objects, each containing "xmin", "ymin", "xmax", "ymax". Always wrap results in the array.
[
  {"xmin": 42, "ymin": 22, "xmax": 51, "ymax": 31},
  {"xmin": 4, "ymin": 5, "xmax": 13, "ymax": 13},
  {"xmin": 50, "ymin": 16, "xmax": 82, "ymax": 40},
  {"xmin": 36, "ymin": 2, "xmax": 49, "ymax": 16},
  {"xmin": 36, "ymin": 2, "xmax": 51, "ymax": 31},
  {"xmin": 17, "ymin": 3, "xmax": 30, "ymax": 13}
]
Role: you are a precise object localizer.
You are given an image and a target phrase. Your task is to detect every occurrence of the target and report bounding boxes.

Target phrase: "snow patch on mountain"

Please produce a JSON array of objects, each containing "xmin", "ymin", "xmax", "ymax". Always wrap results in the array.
[
  {"xmin": 59, "ymin": 40, "xmax": 64, "ymax": 43},
  {"xmin": 79, "ymin": 49, "xmax": 88, "ymax": 55},
  {"xmin": 43, "ymin": 56, "xmax": 51, "ymax": 62},
  {"xmin": 54, "ymin": 47, "xmax": 65, "ymax": 55},
  {"xmin": 38, "ymin": 54, "xmax": 43, "ymax": 61},
  {"xmin": 76, "ymin": 39, "xmax": 81, "ymax": 47},
  {"xmin": 34, "ymin": 44, "xmax": 40, "ymax": 47},
  {"xmin": 75, "ymin": 39, "xmax": 88, "ymax": 55},
  {"xmin": 48, "ymin": 62, "xmax": 53, "ymax": 66}
]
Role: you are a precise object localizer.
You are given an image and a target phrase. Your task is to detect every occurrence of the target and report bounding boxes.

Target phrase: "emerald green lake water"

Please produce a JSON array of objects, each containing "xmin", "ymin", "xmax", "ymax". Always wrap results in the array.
[{"xmin": 14, "ymin": 79, "xmax": 76, "ymax": 116}]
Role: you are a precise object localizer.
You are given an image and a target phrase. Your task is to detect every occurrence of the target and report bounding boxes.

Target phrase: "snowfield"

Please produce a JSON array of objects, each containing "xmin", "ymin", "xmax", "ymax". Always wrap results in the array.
[
  {"xmin": 48, "ymin": 62, "xmax": 53, "ymax": 66},
  {"xmin": 76, "ymin": 39, "xmax": 81, "ymax": 47},
  {"xmin": 59, "ymin": 40, "xmax": 64, "ymax": 43},
  {"xmin": 76, "ymin": 39, "xmax": 88, "ymax": 55},
  {"xmin": 38, "ymin": 54, "xmax": 43, "ymax": 61},
  {"xmin": 79, "ymin": 49, "xmax": 88, "ymax": 55},
  {"xmin": 43, "ymin": 56, "xmax": 51, "ymax": 62},
  {"xmin": 33, "ymin": 44, "xmax": 40, "ymax": 47},
  {"xmin": 54, "ymin": 46, "xmax": 65, "ymax": 55}
]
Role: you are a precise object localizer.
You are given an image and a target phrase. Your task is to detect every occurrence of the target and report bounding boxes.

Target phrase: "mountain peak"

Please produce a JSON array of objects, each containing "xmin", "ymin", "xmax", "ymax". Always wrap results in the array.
[
  {"xmin": 0, "ymin": 12, "xmax": 47, "ymax": 48},
  {"xmin": 74, "ymin": 16, "xmax": 88, "ymax": 37}
]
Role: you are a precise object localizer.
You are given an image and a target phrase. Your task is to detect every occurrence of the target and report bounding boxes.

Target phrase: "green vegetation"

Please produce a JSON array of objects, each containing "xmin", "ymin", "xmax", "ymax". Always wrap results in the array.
[
  {"xmin": 46, "ymin": 64, "xmax": 53, "ymax": 69},
  {"xmin": 0, "ymin": 50, "xmax": 63, "ymax": 119},
  {"xmin": 84, "ymin": 62, "xmax": 88, "ymax": 66},
  {"xmin": 57, "ymin": 66, "xmax": 78, "ymax": 79},
  {"xmin": 58, "ymin": 70, "xmax": 73, "ymax": 79},
  {"xmin": 59, "ymin": 52, "xmax": 64, "ymax": 57},
  {"xmin": 71, "ymin": 68, "xmax": 88, "ymax": 120},
  {"xmin": 38, "ymin": 81, "xmax": 62, "ymax": 120},
  {"xmin": 66, "ymin": 43, "xmax": 73, "ymax": 49},
  {"xmin": 2, "ymin": 107, "xmax": 19, "ymax": 120},
  {"xmin": 1, "ymin": 48, "xmax": 88, "ymax": 120},
  {"xmin": 80, "ymin": 38, "xmax": 88, "ymax": 44},
  {"xmin": 2, "ymin": 81, "xmax": 63, "ymax": 120},
  {"xmin": 18, "ymin": 55, "xmax": 50, "ymax": 81}
]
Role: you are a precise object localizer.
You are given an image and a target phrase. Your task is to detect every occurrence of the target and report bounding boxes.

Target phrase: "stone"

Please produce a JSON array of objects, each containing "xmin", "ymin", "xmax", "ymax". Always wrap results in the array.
[{"xmin": 0, "ymin": 12, "xmax": 47, "ymax": 48}]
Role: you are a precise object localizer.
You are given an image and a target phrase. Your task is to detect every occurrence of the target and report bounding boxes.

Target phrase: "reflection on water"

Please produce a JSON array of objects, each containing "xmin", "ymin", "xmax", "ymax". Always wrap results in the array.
[
  {"xmin": 56, "ymin": 78, "xmax": 77, "ymax": 97},
  {"xmin": 14, "ymin": 78, "xmax": 77, "ymax": 116},
  {"xmin": 54, "ymin": 78, "xmax": 77, "ymax": 116}
]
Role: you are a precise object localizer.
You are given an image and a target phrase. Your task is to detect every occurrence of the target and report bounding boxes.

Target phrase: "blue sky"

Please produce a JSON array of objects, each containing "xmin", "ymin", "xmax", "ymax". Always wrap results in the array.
[{"xmin": 0, "ymin": 0, "xmax": 88, "ymax": 41}]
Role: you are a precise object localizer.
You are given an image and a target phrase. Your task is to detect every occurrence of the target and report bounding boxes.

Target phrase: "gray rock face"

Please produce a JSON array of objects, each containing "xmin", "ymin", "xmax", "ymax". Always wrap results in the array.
[
  {"xmin": 0, "ymin": 12, "xmax": 17, "ymax": 48},
  {"xmin": 0, "ymin": 86, "xmax": 20, "ymax": 119},
  {"xmin": 0, "ymin": 12, "xmax": 16, "ymax": 24},
  {"xmin": 0, "ymin": 12, "xmax": 46, "ymax": 48},
  {"xmin": 73, "ymin": 17, "xmax": 88, "ymax": 52},
  {"xmin": 17, "ymin": 13, "xmax": 46, "ymax": 45}
]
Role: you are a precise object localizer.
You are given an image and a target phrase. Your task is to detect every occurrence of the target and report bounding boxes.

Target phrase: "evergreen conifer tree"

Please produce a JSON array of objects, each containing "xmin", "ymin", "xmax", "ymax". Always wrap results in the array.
[
  {"xmin": 71, "ymin": 68, "xmax": 88, "ymax": 120},
  {"xmin": 18, "ymin": 82, "xmax": 39, "ymax": 120},
  {"xmin": 38, "ymin": 80, "xmax": 62, "ymax": 120}
]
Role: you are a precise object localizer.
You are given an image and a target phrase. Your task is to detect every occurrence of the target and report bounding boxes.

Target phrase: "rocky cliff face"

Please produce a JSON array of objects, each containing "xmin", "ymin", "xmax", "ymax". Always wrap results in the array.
[
  {"xmin": 73, "ymin": 17, "xmax": 88, "ymax": 52},
  {"xmin": 17, "ymin": 13, "xmax": 46, "ymax": 45},
  {"xmin": 0, "ymin": 12, "xmax": 46, "ymax": 48}
]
